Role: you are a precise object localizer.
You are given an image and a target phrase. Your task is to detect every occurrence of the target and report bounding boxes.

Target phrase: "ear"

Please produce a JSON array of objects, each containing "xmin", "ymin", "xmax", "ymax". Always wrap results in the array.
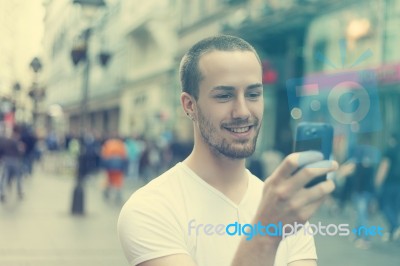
[{"xmin": 181, "ymin": 92, "xmax": 197, "ymax": 121}]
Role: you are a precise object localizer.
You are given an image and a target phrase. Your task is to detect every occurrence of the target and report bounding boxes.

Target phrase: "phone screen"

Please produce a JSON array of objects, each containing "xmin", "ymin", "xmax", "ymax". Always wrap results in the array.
[
  {"xmin": 294, "ymin": 123, "xmax": 333, "ymax": 188},
  {"xmin": 295, "ymin": 139, "xmax": 322, "ymax": 154}
]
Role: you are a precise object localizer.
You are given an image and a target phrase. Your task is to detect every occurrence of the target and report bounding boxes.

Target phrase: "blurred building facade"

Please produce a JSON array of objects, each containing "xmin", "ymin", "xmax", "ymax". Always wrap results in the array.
[
  {"xmin": 224, "ymin": 0, "xmax": 400, "ymax": 156},
  {"xmin": 43, "ymin": 0, "xmax": 178, "ymax": 139},
  {"xmin": 302, "ymin": 0, "xmax": 400, "ymax": 157},
  {"xmin": 0, "ymin": 1, "xmax": 43, "ymax": 133},
  {"xmin": 42, "ymin": 0, "xmax": 246, "ymax": 141},
  {"xmin": 42, "ymin": 0, "xmax": 400, "ymax": 156}
]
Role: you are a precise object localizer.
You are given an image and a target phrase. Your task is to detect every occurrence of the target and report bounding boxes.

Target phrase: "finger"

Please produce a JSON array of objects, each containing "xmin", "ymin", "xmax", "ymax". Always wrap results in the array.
[
  {"xmin": 294, "ymin": 196, "xmax": 330, "ymax": 224},
  {"xmin": 287, "ymin": 182, "xmax": 334, "ymax": 224},
  {"xmin": 285, "ymin": 178, "xmax": 335, "ymax": 213},
  {"xmin": 300, "ymin": 179, "xmax": 335, "ymax": 205},
  {"xmin": 290, "ymin": 160, "xmax": 338, "ymax": 190},
  {"xmin": 271, "ymin": 151, "xmax": 324, "ymax": 181}
]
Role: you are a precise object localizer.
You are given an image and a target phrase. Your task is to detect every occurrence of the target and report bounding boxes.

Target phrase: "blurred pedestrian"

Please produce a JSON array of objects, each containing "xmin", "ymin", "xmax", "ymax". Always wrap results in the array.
[
  {"xmin": 375, "ymin": 133, "xmax": 400, "ymax": 242},
  {"xmin": 101, "ymin": 136, "xmax": 127, "ymax": 203},
  {"xmin": 0, "ymin": 126, "xmax": 25, "ymax": 202},
  {"xmin": 347, "ymin": 142, "xmax": 380, "ymax": 249},
  {"xmin": 138, "ymin": 139, "xmax": 161, "ymax": 181},
  {"xmin": 20, "ymin": 124, "xmax": 37, "ymax": 177},
  {"xmin": 332, "ymin": 160, "xmax": 356, "ymax": 215},
  {"xmin": 83, "ymin": 132, "xmax": 102, "ymax": 176},
  {"xmin": 45, "ymin": 131, "xmax": 59, "ymax": 151},
  {"xmin": 124, "ymin": 135, "xmax": 143, "ymax": 181}
]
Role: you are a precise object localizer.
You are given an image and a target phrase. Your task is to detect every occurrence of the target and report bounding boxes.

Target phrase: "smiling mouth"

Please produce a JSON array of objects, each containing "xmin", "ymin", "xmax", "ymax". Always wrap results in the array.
[{"xmin": 225, "ymin": 126, "xmax": 252, "ymax": 133}]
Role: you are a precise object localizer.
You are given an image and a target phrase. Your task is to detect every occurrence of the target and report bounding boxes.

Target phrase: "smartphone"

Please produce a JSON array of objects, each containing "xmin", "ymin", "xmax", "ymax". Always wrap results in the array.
[{"xmin": 293, "ymin": 122, "xmax": 334, "ymax": 188}]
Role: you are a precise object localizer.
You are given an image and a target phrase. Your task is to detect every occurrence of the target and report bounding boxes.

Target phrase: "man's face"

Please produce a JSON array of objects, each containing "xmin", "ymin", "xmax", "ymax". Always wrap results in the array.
[{"xmin": 194, "ymin": 50, "xmax": 264, "ymax": 159}]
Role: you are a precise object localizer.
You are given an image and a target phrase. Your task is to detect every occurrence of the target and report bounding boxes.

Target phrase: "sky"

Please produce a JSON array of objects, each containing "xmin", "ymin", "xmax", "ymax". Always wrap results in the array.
[{"xmin": 0, "ymin": 0, "xmax": 45, "ymax": 94}]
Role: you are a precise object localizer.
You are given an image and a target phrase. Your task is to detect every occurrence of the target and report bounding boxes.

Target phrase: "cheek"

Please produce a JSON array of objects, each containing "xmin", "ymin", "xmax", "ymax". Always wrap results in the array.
[
  {"xmin": 257, "ymin": 106, "xmax": 264, "ymax": 119},
  {"xmin": 251, "ymin": 102, "xmax": 264, "ymax": 118},
  {"xmin": 198, "ymin": 102, "xmax": 229, "ymax": 123}
]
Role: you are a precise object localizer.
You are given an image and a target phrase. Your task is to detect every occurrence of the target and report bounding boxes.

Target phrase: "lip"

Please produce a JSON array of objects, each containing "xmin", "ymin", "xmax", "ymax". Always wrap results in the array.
[{"xmin": 223, "ymin": 125, "xmax": 254, "ymax": 138}]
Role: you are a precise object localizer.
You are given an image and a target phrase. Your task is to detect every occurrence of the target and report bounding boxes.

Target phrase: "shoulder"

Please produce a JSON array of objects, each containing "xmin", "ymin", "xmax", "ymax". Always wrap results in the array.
[
  {"xmin": 118, "ymin": 164, "xmax": 192, "ymax": 265},
  {"xmin": 121, "ymin": 164, "xmax": 185, "ymax": 213},
  {"xmin": 118, "ymin": 163, "xmax": 194, "ymax": 236}
]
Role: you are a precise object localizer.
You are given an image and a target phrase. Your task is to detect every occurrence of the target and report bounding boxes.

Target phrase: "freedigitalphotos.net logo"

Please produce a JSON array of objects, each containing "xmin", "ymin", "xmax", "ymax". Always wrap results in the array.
[
  {"xmin": 187, "ymin": 219, "xmax": 384, "ymax": 241},
  {"xmin": 286, "ymin": 39, "xmax": 381, "ymax": 135}
]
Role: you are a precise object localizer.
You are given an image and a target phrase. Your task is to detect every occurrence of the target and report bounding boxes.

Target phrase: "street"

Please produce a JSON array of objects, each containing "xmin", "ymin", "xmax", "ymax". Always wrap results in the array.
[
  {"xmin": 0, "ymin": 165, "xmax": 138, "ymax": 266},
  {"xmin": 1, "ymin": 164, "xmax": 399, "ymax": 266},
  {"xmin": 313, "ymin": 204, "xmax": 400, "ymax": 266}
]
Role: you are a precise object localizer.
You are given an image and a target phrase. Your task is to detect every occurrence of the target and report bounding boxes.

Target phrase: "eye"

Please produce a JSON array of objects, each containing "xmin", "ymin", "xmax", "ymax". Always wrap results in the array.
[
  {"xmin": 246, "ymin": 91, "xmax": 262, "ymax": 100},
  {"xmin": 214, "ymin": 94, "xmax": 233, "ymax": 101}
]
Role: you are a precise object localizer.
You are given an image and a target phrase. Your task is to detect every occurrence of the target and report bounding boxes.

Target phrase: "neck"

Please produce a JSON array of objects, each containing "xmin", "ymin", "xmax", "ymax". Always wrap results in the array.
[{"xmin": 183, "ymin": 141, "xmax": 249, "ymax": 204}]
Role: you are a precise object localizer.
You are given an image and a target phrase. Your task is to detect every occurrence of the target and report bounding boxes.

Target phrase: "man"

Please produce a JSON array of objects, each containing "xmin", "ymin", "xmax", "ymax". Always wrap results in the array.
[
  {"xmin": 118, "ymin": 35, "xmax": 337, "ymax": 266},
  {"xmin": 0, "ymin": 126, "xmax": 25, "ymax": 202},
  {"xmin": 347, "ymin": 141, "xmax": 380, "ymax": 249},
  {"xmin": 375, "ymin": 133, "xmax": 400, "ymax": 242},
  {"xmin": 20, "ymin": 124, "xmax": 37, "ymax": 177}
]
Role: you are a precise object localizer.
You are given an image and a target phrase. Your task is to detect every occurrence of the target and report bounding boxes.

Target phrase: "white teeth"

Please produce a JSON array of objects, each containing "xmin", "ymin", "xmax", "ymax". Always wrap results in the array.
[{"xmin": 230, "ymin": 127, "xmax": 250, "ymax": 133}]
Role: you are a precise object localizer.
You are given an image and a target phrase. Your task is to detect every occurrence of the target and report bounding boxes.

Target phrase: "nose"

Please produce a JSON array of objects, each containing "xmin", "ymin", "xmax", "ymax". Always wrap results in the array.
[{"xmin": 232, "ymin": 95, "xmax": 251, "ymax": 119}]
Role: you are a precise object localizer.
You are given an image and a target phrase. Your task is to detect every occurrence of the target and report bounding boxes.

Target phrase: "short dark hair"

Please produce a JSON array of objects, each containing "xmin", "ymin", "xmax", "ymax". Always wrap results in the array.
[{"xmin": 179, "ymin": 35, "xmax": 260, "ymax": 100}]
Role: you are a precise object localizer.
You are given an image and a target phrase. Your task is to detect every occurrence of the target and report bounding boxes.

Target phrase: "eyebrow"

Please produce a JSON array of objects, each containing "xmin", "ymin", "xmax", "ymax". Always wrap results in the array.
[{"xmin": 211, "ymin": 83, "xmax": 263, "ymax": 92}]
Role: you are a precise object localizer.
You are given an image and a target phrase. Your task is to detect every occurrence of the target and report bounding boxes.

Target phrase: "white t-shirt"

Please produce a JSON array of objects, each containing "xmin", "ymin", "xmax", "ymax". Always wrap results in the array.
[{"xmin": 118, "ymin": 163, "xmax": 317, "ymax": 266}]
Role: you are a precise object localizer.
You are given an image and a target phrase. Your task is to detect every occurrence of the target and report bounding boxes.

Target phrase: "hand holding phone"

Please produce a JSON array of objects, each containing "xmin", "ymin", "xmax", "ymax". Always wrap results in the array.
[{"xmin": 293, "ymin": 122, "xmax": 334, "ymax": 188}]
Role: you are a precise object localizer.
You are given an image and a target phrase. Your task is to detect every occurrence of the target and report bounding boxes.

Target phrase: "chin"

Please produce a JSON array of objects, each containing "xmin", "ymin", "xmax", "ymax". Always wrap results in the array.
[{"xmin": 224, "ymin": 146, "xmax": 256, "ymax": 159}]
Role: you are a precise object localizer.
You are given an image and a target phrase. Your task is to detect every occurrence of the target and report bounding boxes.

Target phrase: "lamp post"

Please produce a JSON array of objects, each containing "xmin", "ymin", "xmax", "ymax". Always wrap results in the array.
[
  {"xmin": 12, "ymin": 81, "xmax": 21, "ymax": 123},
  {"xmin": 29, "ymin": 57, "xmax": 44, "ymax": 128},
  {"xmin": 13, "ymin": 82, "xmax": 21, "ymax": 93},
  {"xmin": 12, "ymin": 82, "xmax": 21, "ymax": 117},
  {"xmin": 70, "ymin": 0, "xmax": 105, "ymax": 215}
]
